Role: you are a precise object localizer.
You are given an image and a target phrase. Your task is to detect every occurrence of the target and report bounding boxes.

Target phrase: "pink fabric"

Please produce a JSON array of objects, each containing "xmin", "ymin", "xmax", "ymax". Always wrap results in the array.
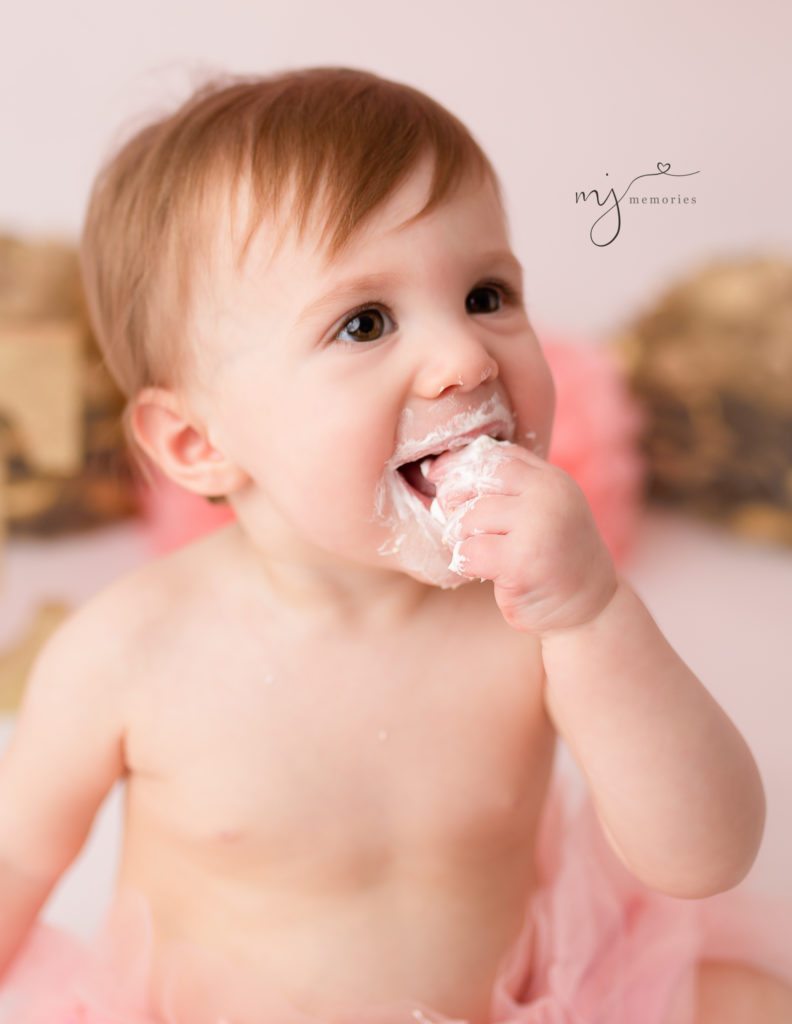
[
  {"xmin": 543, "ymin": 339, "xmax": 645, "ymax": 565},
  {"xmin": 490, "ymin": 790, "xmax": 700, "ymax": 1024},
  {"xmin": 2, "ymin": 782, "xmax": 789, "ymax": 1024},
  {"xmin": 0, "ymin": 892, "xmax": 159, "ymax": 1023}
]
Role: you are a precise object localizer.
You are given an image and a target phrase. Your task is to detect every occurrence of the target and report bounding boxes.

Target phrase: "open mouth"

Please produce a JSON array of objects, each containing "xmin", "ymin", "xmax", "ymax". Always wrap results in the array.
[
  {"xmin": 397, "ymin": 456, "xmax": 439, "ymax": 502},
  {"xmin": 395, "ymin": 425, "xmax": 511, "ymax": 509}
]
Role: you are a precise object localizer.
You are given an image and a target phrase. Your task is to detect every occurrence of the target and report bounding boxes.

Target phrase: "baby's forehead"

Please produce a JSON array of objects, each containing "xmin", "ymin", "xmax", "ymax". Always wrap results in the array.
[
  {"xmin": 193, "ymin": 157, "xmax": 508, "ymax": 337},
  {"xmin": 247, "ymin": 147, "xmax": 503, "ymax": 255}
]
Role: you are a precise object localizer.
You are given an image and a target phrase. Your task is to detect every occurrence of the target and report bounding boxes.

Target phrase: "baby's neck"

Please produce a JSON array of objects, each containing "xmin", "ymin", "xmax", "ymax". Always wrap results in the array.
[{"xmin": 224, "ymin": 521, "xmax": 435, "ymax": 629}]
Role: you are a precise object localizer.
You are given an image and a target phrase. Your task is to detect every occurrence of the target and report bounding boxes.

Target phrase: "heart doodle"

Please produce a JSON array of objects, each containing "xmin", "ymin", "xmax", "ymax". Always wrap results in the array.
[{"xmin": 657, "ymin": 162, "xmax": 671, "ymax": 173}]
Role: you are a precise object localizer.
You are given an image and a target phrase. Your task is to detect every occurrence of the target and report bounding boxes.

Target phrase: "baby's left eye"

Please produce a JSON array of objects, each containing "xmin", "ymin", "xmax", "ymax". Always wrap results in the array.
[{"xmin": 466, "ymin": 285, "xmax": 502, "ymax": 314}]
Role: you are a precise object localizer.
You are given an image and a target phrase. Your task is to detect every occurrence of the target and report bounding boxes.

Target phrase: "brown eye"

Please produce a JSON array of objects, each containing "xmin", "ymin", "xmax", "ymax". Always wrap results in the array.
[
  {"xmin": 466, "ymin": 286, "xmax": 502, "ymax": 314},
  {"xmin": 336, "ymin": 308, "xmax": 392, "ymax": 343}
]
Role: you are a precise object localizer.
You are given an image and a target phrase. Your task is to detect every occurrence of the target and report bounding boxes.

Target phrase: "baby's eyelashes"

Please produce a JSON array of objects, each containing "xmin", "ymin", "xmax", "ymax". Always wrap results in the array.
[
  {"xmin": 466, "ymin": 278, "xmax": 522, "ymax": 314},
  {"xmin": 466, "ymin": 284, "xmax": 503, "ymax": 314},
  {"xmin": 334, "ymin": 306, "xmax": 395, "ymax": 344}
]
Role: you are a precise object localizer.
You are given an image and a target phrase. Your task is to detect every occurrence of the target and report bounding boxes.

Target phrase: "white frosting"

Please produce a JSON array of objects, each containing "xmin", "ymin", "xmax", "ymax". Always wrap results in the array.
[
  {"xmin": 448, "ymin": 540, "xmax": 468, "ymax": 575},
  {"xmin": 435, "ymin": 436, "xmax": 513, "ymax": 577},
  {"xmin": 434, "ymin": 435, "xmax": 509, "ymax": 507},
  {"xmin": 384, "ymin": 394, "xmax": 513, "ymax": 469},
  {"xmin": 373, "ymin": 400, "xmax": 516, "ymax": 587}
]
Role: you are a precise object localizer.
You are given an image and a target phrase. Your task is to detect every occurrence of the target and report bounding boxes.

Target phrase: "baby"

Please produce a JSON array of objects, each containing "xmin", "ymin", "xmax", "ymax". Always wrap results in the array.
[{"xmin": 0, "ymin": 68, "xmax": 790, "ymax": 1024}]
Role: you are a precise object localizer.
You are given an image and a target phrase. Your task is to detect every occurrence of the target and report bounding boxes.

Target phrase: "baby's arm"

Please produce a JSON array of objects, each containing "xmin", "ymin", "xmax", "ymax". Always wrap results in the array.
[
  {"xmin": 428, "ymin": 443, "xmax": 765, "ymax": 899},
  {"xmin": 0, "ymin": 608, "xmax": 126, "ymax": 976},
  {"xmin": 540, "ymin": 579, "xmax": 765, "ymax": 898}
]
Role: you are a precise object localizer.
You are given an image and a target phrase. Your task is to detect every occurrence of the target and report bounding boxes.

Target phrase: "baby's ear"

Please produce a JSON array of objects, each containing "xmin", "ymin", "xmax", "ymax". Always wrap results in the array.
[{"xmin": 130, "ymin": 387, "xmax": 249, "ymax": 497}]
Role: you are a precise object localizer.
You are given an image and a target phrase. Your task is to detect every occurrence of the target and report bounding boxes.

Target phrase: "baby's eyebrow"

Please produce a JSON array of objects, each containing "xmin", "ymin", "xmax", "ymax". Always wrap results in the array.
[
  {"xmin": 295, "ymin": 273, "xmax": 400, "ymax": 327},
  {"xmin": 477, "ymin": 251, "xmax": 524, "ymax": 278}
]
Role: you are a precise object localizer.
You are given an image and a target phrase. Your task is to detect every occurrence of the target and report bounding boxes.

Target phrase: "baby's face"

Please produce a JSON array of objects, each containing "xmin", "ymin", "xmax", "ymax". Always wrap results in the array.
[{"xmin": 192, "ymin": 160, "xmax": 555, "ymax": 586}]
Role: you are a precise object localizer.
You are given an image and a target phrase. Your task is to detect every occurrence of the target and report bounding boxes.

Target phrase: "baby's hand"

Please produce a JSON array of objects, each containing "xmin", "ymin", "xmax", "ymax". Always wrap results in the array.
[{"xmin": 426, "ymin": 437, "xmax": 617, "ymax": 635}]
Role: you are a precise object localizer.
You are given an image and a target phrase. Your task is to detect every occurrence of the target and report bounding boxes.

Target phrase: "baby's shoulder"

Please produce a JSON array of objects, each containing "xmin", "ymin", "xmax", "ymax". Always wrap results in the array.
[
  {"xmin": 16, "ymin": 525, "xmax": 243, "ymax": 752},
  {"xmin": 52, "ymin": 524, "xmax": 238, "ymax": 675}
]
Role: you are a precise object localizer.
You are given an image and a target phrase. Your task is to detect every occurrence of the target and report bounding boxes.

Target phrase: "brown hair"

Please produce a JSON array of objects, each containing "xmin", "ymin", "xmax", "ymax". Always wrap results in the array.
[{"xmin": 79, "ymin": 67, "xmax": 498, "ymax": 458}]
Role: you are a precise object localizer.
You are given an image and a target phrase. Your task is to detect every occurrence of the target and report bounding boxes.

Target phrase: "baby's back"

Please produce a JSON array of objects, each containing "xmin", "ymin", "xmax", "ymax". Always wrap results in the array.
[{"xmin": 91, "ymin": 525, "xmax": 554, "ymax": 1024}]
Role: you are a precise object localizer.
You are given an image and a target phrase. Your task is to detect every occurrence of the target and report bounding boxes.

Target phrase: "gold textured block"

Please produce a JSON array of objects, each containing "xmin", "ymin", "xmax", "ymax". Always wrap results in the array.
[
  {"xmin": 0, "ymin": 236, "xmax": 138, "ymax": 540},
  {"xmin": 0, "ymin": 321, "xmax": 84, "ymax": 474},
  {"xmin": 617, "ymin": 257, "xmax": 792, "ymax": 546}
]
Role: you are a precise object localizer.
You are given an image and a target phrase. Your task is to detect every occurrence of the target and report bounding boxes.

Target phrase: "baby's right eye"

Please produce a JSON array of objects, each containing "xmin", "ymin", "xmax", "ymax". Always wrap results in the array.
[{"xmin": 335, "ymin": 307, "xmax": 394, "ymax": 344}]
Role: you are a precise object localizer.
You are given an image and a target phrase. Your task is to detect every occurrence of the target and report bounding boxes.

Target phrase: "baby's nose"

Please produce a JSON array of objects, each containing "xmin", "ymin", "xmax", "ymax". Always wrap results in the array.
[{"xmin": 414, "ymin": 328, "xmax": 499, "ymax": 399}]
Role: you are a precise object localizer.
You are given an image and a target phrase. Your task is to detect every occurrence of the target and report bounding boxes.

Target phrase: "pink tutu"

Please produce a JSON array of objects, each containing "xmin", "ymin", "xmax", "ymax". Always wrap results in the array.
[
  {"xmin": 490, "ymin": 787, "xmax": 792, "ymax": 1023},
  {"xmin": 2, "ymin": 782, "xmax": 790, "ymax": 1024}
]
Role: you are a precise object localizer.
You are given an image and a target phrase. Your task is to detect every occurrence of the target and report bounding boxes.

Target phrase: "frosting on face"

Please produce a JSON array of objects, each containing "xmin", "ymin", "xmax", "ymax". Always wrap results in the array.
[
  {"xmin": 434, "ymin": 435, "xmax": 515, "ymax": 576},
  {"xmin": 373, "ymin": 397, "xmax": 515, "ymax": 588}
]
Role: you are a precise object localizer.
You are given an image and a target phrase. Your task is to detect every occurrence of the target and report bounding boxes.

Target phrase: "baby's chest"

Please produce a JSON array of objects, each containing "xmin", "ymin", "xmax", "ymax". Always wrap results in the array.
[{"xmin": 125, "ymin": 635, "xmax": 552, "ymax": 874}]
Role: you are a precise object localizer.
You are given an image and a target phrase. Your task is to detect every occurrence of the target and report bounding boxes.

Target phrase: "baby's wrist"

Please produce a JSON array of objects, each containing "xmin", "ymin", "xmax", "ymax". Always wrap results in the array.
[{"xmin": 535, "ymin": 572, "xmax": 621, "ymax": 644}]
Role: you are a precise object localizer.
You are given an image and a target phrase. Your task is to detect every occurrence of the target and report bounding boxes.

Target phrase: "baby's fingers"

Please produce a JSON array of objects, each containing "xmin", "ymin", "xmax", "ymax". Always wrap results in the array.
[
  {"xmin": 433, "ymin": 451, "xmax": 543, "ymax": 519},
  {"xmin": 441, "ymin": 494, "xmax": 514, "ymax": 547},
  {"xmin": 449, "ymin": 532, "xmax": 510, "ymax": 581},
  {"xmin": 442, "ymin": 495, "xmax": 524, "ymax": 581}
]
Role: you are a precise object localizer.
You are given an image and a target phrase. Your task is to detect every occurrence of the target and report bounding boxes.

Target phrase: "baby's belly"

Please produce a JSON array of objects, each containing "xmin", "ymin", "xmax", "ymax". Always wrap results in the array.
[{"xmin": 116, "ymin": 810, "xmax": 545, "ymax": 1024}]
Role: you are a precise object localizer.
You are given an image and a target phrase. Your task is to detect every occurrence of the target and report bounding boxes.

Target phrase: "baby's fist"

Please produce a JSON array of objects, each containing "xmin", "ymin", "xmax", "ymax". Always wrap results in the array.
[{"xmin": 427, "ymin": 438, "xmax": 617, "ymax": 635}]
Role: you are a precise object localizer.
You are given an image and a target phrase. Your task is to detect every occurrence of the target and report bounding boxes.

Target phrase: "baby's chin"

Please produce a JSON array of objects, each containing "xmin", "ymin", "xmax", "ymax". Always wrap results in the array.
[
  {"xmin": 394, "ymin": 536, "xmax": 469, "ymax": 590},
  {"xmin": 374, "ymin": 474, "xmax": 466, "ymax": 589},
  {"xmin": 375, "ymin": 433, "xmax": 516, "ymax": 589},
  {"xmin": 377, "ymin": 509, "xmax": 467, "ymax": 589}
]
